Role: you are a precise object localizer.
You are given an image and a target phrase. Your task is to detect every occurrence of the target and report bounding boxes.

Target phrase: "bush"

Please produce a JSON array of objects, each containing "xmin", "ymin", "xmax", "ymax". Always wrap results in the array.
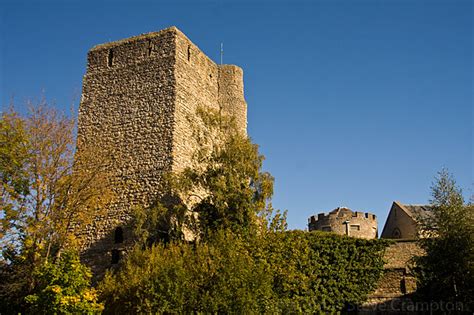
[
  {"xmin": 25, "ymin": 251, "xmax": 103, "ymax": 314},
  {"xmin": 99, "ymin": 231, "xmax": 388, "ymax": 313}
]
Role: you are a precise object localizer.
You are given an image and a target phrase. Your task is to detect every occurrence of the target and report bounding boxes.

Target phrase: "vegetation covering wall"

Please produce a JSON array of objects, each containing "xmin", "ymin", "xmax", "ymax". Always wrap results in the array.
[{"xmin": 99, "ymin": 230, "xmax": 388, "ymax": 313}]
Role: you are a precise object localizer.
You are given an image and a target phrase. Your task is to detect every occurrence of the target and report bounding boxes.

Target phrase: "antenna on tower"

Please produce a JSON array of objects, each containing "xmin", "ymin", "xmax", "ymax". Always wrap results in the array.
[{"xmin": 220, "ymin": 42, "xmax": 224, "ymax": 65}]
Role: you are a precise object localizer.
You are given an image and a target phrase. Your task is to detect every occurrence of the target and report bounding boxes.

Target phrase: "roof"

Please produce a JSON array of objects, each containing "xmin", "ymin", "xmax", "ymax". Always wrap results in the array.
[
  {"xmin": 328, "ymin": 207, "xmax": 355, "ymax": 217},
  {"xmin": 394, "ymin": 201, "xmax": 433, "ymax": 222}
]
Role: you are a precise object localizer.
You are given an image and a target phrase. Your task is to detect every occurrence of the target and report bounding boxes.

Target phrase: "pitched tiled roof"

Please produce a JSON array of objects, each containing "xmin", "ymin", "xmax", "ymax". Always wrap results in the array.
[{"xmin": 395, "ymin": 202, "xmax": 433, "ymax": 221}]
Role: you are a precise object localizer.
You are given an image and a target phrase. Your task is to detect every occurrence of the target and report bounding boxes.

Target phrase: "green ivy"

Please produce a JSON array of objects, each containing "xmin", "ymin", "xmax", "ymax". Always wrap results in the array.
[{"xmin": 99, "ymin": 231, "xmax": 388, "ymax": 313}]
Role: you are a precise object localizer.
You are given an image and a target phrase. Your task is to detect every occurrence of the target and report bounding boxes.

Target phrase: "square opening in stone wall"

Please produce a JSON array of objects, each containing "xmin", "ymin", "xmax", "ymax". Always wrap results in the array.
[{"xmin": 350, "ymin": 225, "xmax": 360, "ymax": 231}]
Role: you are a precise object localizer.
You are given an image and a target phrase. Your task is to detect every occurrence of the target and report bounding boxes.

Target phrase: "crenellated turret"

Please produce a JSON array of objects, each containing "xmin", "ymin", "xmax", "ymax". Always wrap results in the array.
[{"xmin": 308, "ymin": 207, "xmax": 378, "ymax": 239}]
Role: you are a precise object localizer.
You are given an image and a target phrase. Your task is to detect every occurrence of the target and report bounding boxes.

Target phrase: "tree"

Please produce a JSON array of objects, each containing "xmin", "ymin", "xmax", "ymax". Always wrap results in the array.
[
  {"xmin": 100, "ymin": 107, "xmax": 388, "ymax": 313},
  {"xmin": 136, "ymin": 107, "xmax": 286, "ymax": 243},
  {"xmin": 413, "ymin": 169, "xmax": 474, "ymax": 309},
  {"xmin": 0, "ymin": 110, "xmax": 30, "ymax": 243},
  {"xmin": 25, "ymin": 251, "xmax": 103, "ymax": 314},
  {"xmin": 0, "ymin": 99, "xmax": 113, "ymax": 312}
]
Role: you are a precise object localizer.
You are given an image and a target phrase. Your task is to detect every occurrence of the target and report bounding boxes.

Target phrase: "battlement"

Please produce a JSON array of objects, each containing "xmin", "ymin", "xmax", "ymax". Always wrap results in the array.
[
  {"xmin": 308, "ymin": 207, "xmax": 378, "ymax": 239},
  {"xmin": 83, "ymin": 26, "xmax": 246, "ymax": 136}
]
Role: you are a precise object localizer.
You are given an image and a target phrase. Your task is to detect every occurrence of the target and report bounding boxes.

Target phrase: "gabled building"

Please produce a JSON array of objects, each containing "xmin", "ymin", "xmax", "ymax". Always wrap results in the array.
[
  {"xmin": 381, "ymin": 201, "xmax": 432, "ymax": 240},
  {"xmin": 364, "ymin": 202, "xmax": 431, "ymax": 310}
]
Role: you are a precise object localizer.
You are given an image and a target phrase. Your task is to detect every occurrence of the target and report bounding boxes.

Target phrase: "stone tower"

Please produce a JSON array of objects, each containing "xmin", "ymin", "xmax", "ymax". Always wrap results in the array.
[
  {"xmin": 308, "ymin": 207, "xmax": 378, "ymax": 239},
  {"xmin": 77, "ymin": 26, "xmax": 247, "ymax": 274}
]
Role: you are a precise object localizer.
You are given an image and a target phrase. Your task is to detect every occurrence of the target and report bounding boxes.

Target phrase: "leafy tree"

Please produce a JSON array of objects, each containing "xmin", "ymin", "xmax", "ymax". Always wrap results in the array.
[
  {"xmin": 99, "ymin": 231, "xmax": 276, "ymax": 314},
  {"xmin": 136, "ymin": 107, "xmax": 286, "ymax": 243},
  {"xmin": 0, "ymin": 109, "xmax": 30, "ymax": 226},
  {"xmin": 25, "ymin": 251, "xmax": 103, "ymax": 314},
  {"xmin": 413, "ymin": 169, "xmax": 474, "ymax": 309},
  {"xmin": 0, "ymin": 100, "xmax": 113, "ymax": 312}
]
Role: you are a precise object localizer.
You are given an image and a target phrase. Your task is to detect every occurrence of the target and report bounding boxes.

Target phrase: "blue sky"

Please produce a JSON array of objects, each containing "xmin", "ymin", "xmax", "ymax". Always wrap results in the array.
[{"xmin": 1, "ymin": 0, "xmax": 472, "ymax": 230}]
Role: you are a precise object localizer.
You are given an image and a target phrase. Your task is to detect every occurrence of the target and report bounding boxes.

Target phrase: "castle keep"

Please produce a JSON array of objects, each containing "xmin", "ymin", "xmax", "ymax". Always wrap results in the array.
[{"xmin": 77, "ymin": 26, "xmax": 247, "ymax": 272}]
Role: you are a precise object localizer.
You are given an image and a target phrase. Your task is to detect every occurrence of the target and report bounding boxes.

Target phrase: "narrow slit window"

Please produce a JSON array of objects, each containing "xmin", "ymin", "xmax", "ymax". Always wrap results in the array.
[
  {"xmin": 114, "ymin": 227, "xmax": 124, "ymax": 244},
  {"xmin": 187, "ymin": 45, "xmax": 191, "ymax": 61},
  {"xmin": 111, "ymin": 249, "xmax": 120, "ymax": 264},
  {"xmin": 147, "ymin": 40, "xmax": 153, "ymax": 57},
  {"xmin": 107, "ymin": 49, "xmax": 114, "ymax": 67}
]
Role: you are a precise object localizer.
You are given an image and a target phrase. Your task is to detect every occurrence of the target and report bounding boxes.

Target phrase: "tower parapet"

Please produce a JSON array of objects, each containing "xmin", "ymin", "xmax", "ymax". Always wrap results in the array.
[{"xmin": 308, "ymin": 207, "xmax": 378, "ymax": 239}]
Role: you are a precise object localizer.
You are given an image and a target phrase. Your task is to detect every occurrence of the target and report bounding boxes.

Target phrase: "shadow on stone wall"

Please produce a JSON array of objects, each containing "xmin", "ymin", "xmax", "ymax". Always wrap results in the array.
[
  {"xmin": 80, "ymin": 218, "xmax": 136, "ymax": 284},
  {"xmin": 80, "ymin": 194, "xmax": 186, "ymax": 283}
]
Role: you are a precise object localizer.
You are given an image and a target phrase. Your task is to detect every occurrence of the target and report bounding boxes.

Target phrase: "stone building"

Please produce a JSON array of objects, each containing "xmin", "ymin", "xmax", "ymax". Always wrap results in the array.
[
  {"xmin": 381, "ymin": 201, "xmax": 432, "ymax": 239},
  {"xmin": 76, "ymin": 26, "xmax": 247, "ymax": 274},
  {"xmin": 308, "ymin": 207, "xmax": 378, "ymax": 239},
  {"xmin": 363, "ymin": 201, "xmax": 431, "ymax": 312}
]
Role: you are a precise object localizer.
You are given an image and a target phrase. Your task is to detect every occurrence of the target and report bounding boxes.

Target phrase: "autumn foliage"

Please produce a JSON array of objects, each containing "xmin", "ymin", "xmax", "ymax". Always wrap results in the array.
[{"xmin": 1, "ymin": 100, "xmax": 111, "ymax": 313}]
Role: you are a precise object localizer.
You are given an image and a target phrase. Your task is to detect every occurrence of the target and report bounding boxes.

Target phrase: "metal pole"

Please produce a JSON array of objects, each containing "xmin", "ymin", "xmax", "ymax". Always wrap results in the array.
[{"xmin": 220, "ymin": 43, "xmax": 224, "ymax": 65}]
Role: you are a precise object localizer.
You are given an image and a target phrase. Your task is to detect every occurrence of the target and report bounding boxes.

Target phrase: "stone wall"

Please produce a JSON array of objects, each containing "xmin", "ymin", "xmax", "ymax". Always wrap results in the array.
[
  {"xmin": 77, "ymin": 26, "xmax": 247, "ymax": 276},
  {"xmin": 363, "ymin": 240, "xmax": 424, "ymax": 313},
  {"xmin": 218, "ymin": 65, "xmax": 247, "ymax": 135},
  {"xmin": 308, "ymin": 207, "xmax": 378, "ymax": 239}
]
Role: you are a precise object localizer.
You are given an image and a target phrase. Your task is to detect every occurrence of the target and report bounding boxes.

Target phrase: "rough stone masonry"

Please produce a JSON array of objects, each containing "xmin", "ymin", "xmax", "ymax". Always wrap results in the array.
[{"xmin": 77, "ymin": 26, "xmax": 247, "ymax": 275}]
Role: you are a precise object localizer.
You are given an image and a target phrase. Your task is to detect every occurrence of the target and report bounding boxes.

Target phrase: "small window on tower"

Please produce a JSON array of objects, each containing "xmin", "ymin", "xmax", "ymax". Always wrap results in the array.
[
  {"xmin": 147, "ymin": 40, "xmax": 153, "ymax": 57},
  {"xmin": 350, "ymin": 225, "xmax": 360, "ymax": 231},
  {"xmin": 114, "ymin": 227, "xmax": 124, "ymax": 244},
  {"xmin": 187, "ymin": 45, "xmax": 191, "ymax": 61},
  {"xmin": 107, "ymin": 49, "xmax": 114, "ymax": 67},
  {"xmin": 111, "ymin": 249, "xmax": 120, "ymax": 264}
]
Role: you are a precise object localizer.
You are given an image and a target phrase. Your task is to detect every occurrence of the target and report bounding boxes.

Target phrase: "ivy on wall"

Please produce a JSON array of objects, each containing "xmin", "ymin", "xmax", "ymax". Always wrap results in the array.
[{"xmin": 99, "ymin": 230, "xmax": 389, "ymax": 313}]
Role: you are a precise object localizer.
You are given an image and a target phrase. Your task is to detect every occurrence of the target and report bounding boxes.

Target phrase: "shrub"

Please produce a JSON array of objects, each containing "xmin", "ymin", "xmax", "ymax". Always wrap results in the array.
[
  {"xmin": 99, "ymin": 231, "xmax": 388, "ymax": 313},
  {"xmin": 25, "ymin": 251, "xmax": 103, "ymax": 314}
]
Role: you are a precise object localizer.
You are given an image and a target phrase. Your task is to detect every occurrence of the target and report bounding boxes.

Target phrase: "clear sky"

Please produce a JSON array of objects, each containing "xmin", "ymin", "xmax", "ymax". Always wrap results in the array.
[{"xmin": 1, "ymin": 0, "xmax": 472, "ymax": 230}]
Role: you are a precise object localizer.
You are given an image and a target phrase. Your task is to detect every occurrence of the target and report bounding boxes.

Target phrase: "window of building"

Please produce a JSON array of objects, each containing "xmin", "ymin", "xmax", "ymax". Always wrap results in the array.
[
  {"xmin": 111, "ymin": 249, "xmax": 120, "ymax": 264},
  {"xmin": 392, "ymin": 228, "xmax": 401, "ymax": 239},
  {"xmin": 114, "ymin": 227, "xmax": 124, "ymax": 244},
  {"xmin": 147, "ymin": 40, "xmax": 153, "ymax": 57},
  {"xmin": 373, "ymin": 227, "xmax": 378, "ymax": 238},
  {"xmin": 350, "ymin": 225, "xmax": 360, "ymax": 231},
  {"xmin": 107, "ymin": 49, "xmax": 114, "ymax": 67}
]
